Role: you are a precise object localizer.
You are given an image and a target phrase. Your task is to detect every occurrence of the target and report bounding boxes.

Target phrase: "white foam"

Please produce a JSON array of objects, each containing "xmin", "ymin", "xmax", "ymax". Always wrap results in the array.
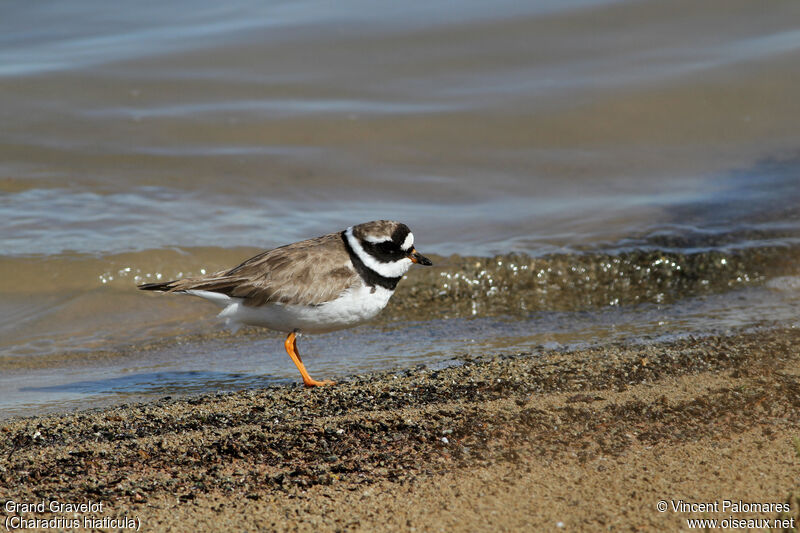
[{"xmin": 766, "ymin": 276, "xmax": 800, "ymax": 292}]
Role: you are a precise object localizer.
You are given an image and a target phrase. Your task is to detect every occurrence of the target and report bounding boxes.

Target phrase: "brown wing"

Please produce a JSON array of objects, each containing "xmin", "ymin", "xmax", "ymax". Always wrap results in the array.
[{"xmin": 158, "ymin": 232, "xmax": 359, "ymax": 306}]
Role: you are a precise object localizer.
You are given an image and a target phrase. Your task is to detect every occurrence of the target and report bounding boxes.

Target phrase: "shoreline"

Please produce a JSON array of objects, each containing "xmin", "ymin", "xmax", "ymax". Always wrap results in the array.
[{"xmin": 2, "ymin": 327, "xmax": 799, "ymax": 531}]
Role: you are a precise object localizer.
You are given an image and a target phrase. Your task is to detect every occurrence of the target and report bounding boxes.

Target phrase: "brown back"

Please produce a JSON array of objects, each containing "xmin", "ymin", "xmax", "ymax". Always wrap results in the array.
[{"xmin": 163, "ymin": 232, "xmax": 359, "ymax": 306}]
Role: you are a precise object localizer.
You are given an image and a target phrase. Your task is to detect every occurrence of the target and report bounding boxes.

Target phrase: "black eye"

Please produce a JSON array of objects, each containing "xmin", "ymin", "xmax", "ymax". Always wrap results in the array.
[{"xmin": 377, "ymin": 242, "xmax": 401, "ymax": 255}]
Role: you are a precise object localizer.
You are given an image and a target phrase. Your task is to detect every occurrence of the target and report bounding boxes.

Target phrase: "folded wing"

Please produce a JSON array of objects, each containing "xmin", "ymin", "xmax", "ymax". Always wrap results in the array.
[{"xmin": 138, "ymin": 233, "xmax": 359, "ymax": 307}]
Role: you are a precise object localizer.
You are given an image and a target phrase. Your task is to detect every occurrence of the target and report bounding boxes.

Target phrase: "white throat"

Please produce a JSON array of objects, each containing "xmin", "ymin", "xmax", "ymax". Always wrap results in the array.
[{"xmin": 345, "ymin": 226, "xmax": 412, "ymax": 279}]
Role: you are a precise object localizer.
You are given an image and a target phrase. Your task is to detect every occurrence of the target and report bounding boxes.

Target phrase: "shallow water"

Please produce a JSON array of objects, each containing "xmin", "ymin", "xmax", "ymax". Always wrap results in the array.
[
  {"xmin": 2, "ymin": 0, "xmax": 800, "ymax": 418},
  {"xmin": 3, "ymin": 279, "xmax": 799, "ymax": 419}
]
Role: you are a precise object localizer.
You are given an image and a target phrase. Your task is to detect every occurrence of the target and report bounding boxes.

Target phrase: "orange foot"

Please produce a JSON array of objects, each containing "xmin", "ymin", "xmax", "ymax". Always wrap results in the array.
[
  {"xmin": 284, "ymin": 331, "xmax": 337, "ymax": 388},
  {"xmin": 303, "ymin": 378, "xmax": 337, "ymax": 388}
]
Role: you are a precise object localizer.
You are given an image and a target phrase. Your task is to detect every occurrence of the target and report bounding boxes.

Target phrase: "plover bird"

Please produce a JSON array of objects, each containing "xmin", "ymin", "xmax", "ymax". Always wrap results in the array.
[{"xmin": 138, "ymin": 220, "xmax": 432, "ymax": 386}]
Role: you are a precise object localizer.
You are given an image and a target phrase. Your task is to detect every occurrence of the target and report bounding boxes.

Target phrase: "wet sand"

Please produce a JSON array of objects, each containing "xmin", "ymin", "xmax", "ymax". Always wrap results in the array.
[{"xmin": 2, "ymin": 327, "xmax": 799, "ymax": 531}]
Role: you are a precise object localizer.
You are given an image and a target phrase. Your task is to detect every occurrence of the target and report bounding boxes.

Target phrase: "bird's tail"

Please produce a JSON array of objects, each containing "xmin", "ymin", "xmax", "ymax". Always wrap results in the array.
[{"xmin": 138, "ymin": 280, "xmax": 178, "ymax": 291}]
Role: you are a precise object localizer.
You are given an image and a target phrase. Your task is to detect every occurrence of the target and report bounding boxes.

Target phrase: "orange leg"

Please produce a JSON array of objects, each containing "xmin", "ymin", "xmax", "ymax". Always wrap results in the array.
[{"xmin": 284, "ymin": 331, "xmax": 335, "ymax": 387}]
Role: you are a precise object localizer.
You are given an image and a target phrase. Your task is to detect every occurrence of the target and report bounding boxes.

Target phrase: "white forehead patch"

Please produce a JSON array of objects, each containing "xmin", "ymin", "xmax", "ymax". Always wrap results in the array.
[{"xmin": 401, "ymin": 232, "xmax": 414, "ymax": 251}]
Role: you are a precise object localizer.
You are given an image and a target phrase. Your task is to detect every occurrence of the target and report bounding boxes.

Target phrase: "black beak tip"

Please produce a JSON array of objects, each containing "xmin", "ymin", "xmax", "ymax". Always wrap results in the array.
[{"xmin": 411, "ymin": 251, "xmax": 433, "ymax": 266}]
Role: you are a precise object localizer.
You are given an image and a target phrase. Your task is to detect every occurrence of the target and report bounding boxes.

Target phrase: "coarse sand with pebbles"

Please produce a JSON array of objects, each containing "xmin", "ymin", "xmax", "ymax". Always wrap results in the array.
[{"xmin": 2, "ymin": 328, "xmax": 799, "ymax": 531}]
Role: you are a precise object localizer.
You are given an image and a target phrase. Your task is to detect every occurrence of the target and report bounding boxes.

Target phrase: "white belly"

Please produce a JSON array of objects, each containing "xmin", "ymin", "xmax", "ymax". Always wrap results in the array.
[{"xmin": 187, "ymin": 285, "xmax": 394, "ymax": 334}]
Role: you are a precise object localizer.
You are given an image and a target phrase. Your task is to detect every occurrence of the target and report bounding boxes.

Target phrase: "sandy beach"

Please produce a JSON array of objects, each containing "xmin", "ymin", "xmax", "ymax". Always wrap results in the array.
[{"xmin": 2, "ymin": 327, "xmax": 798, "ymax": 531}]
